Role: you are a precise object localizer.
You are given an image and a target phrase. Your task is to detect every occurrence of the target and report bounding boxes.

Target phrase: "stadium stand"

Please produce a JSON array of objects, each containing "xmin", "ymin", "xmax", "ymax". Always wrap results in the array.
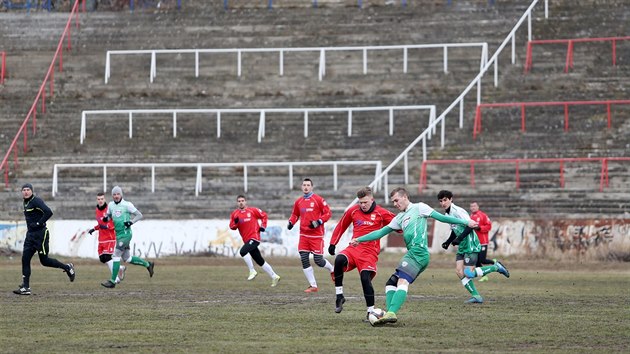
[{"xmin": 1, "ymin": 0, "xmax": 627, "ymax": 221}]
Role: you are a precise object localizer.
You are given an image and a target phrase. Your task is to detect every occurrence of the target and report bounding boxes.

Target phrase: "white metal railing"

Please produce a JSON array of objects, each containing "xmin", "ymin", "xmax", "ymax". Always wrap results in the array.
[
  {"xmin": 79, "ymin": 105, "xmax": 437, "ymax": 144},
  {"xmin": 348, "ymin": 0, "xmax": 549, "ymax": 207},
  {"xmin": 104, "ymin": 42, "xmax": 488, "ymax": 83},
  {"xmin": 52, "ymin": 160, "xmax": 382, "ymax": 197}
]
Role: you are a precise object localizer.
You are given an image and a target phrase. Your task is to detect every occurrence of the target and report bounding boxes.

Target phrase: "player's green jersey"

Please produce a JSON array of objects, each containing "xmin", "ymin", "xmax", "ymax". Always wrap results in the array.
[
  {"xmin": 446, "ymin": 203, "xmax": 481, "ymax": 254},
  {"xmin": 386, "ymin": 202, "xmax": 435, "ymax": 259},
  {"xmin": 107, "ymin": 199, "xmax": 138, "ymax": 241}
]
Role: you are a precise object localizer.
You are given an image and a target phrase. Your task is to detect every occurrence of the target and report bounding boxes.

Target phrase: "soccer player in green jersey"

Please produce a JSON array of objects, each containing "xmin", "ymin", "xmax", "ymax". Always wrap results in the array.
[
  {"xmin": 101, "ymin": 186, "xmax": 155, "ymax": 288},
  {"xmin": 437, "ymin": 190, "xmax": 510, "ymax": 304},
  {"xmin": 350, "ymin": 187, "xmax": 478, "ymax": 325}
]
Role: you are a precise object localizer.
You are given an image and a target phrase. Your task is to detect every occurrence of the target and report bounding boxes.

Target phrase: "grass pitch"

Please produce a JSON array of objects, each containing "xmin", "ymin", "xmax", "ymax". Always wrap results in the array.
[{"xmin": 0, "ymin": 253, "xmax": 628, "ymax": 353}]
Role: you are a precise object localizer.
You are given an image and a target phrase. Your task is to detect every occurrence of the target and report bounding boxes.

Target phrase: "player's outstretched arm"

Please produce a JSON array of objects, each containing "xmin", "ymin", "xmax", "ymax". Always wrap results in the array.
[
  {"xmin": 353, "ymin": 226, "xmax": 394, "ymax": 244},
  {"xmin": 430, "ymin": 211, "xmax": 477, "ymax": 228}
]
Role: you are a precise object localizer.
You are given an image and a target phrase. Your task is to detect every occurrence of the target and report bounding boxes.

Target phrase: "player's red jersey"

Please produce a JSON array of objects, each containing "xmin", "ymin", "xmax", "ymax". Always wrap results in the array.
[
  {"xmin": 93, "ymin": 205, "xmax": 116, "ymax": 243},
  {"xmin": 470, "ymin": 210, "xmax": 492, "ymax": 245},
  {"xmin": 229, "ymin": 207, "xmax": 268, "ymax": 243},
  {"xmin": 330, "ymin": 202, "xmax": 396, "ymax": 254},
  {"xmin": 288, "ymin": 193, "xmax": 331, "ymax": 238}
]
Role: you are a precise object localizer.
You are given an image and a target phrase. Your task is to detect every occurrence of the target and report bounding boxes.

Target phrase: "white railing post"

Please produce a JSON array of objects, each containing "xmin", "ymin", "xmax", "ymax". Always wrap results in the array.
[
  {"xmin": 333, "ymin": 163, "xmax": 338, "ymax": 190},
  {"xmin": 195, "ymin": 165, "xmax": 202, "ymax": 196},
  {"xmin": 477, "ymin": 77, "xmax": 482, "ymax": 105},
  {"xmin": 403, "ymin": 47, "xmax": 408, "ymax": 73},
  {"xmin": 545, "ymin": 0, "xmax": 548, "ymax": 19},
  {"xmin": 150, "ymin": 51, "xmax": 156, "ymax": 83},
  {"xmin": 511, "ymin": 34, "xmax": 516, "ymax": 65},
  {"xmin": 440, "ymin": 114, "xmax": 445, "ymax": 149},
  {"xmin": 459, "ymin": 98, "xmax": 464, "ymax": 128},
  {"xmin": 289, "ymin": 164, "xmax": 293, "ymax": 190},
  {"xmin": 443, "ymin": 46, "xmax": 448, "ymax": 73},
  {"xmin": 173, "ymin": 111, "xmax": 177, "ymax": 138},
  {"xmin": 347, "ymin": 110, "xmax": 352, "ymax": 137},
  {"xmin": 363, "ymin": 48, "xmax": 367, "ymax": 74},
  {"xmin": 217, "ymin": 111, "xmax": 221, "ymax": 138},
  {"xmin": 128, "ymin": 111, "xmax": 133, "ymax": 138},
  {"xmin": 151, "ymin": 165, "xmax": 155, "ymax": 193},
  {"xmin": 304, "ymin": 110, "xmax": 309, "ymax": 137},
  {"xmin": 258, "ymin": 110, "xmax": 265, "ymax": 143},
  {"xmin": 104, "ymin": 51, "xmax": 110, "ymax": 84},
  {"xmin": 404, "ymin": 154, "xmax": 408, "ymax": 185},
  {"xmin": 237, "ymin": 50, "xmax": 242, "ymax": 77},
  {"xmin": 279, "ymin": 50, "xmax": 284, "ymax": 76},
  {"xmin": 494, "ymin": 56, "xmax": 499, "ymax": 87},
  {"xmin": 103, "ymin": 165, "xmax": 107, "ymax": 193},
  {"xmin": 389, "ymin": 108, "xmax": 394, "ymax": 136},
  {"xmin": 195, "ymin": 50, "xmax": 199, "ymax": 78},
  {"xmin": 422, "ymin": 135, "xmax": 427, "ymax": 161},
  {"xmin": 52, "ymin": 165, "xmax": 58, "ymax": 196},
  {"xmin": 243, "ymin": 164, "xmax": 248, "ymax": 192},
  {"xmin": 527, "ymin": 11, "xmax": 532, "ymax": 41},
  {"xmin": 80, "ymin": 111, "xmax": 86, "ymax": 144},
  {"xmin": 318, "ymin": 49, "xmax": 325, "ymax": 81}
]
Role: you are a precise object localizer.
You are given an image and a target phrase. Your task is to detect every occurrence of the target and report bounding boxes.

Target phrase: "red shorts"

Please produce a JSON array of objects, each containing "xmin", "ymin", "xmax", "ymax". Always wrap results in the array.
[
  {"xmin": 98, "ymin": 240, "xmax": 116, "ymax": 256},
  {"xmin": 298, "ymin": 236, "xmax": 324, "ymax": 255},
  {"xmin": 339, "ymin": 244, "xmax": 378, "ymax": 277}
]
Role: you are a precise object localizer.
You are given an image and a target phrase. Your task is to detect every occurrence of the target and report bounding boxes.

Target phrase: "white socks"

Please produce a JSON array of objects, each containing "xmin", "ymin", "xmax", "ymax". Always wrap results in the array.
[
  {"xmin": 303, "ymin": 266, "xmax": 317, "ymax": 287},
  {"xmin": 242, "ymin": 253, "xmax": 255, "ymax": 271}
]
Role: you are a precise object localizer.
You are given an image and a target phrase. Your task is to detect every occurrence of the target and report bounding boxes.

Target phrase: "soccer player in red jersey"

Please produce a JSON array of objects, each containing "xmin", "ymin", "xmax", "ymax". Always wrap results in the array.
[
  {"xmin": 470, "ymin": 201, "xmax": 495, "ymax": 281},
  {"xmin": 230, "ymin": 195, "xmax": 281, "ymax": 287},
  {"xmin": 87, "ymin": 192, "xmax": 125, "ymax": 284},
  {"xmin": 287, "ymin": 178, "xmax": 334, "ymax": 292},
  {"xmin": 329, "ymin": 187, "xmax": 396, "ymax": 319}
]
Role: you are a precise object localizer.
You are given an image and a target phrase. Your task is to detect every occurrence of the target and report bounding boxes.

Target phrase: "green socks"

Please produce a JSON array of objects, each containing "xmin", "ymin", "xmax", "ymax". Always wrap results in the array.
[{"xmin": 130, "ymin": 256, "xmax": 150, "ymax": 267}]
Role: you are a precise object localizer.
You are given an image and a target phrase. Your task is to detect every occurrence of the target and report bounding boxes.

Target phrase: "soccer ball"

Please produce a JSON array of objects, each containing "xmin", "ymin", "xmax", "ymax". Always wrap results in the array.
[{"xmin": 368, "ymin": 308, "xmax": 385, "ymax": 326}]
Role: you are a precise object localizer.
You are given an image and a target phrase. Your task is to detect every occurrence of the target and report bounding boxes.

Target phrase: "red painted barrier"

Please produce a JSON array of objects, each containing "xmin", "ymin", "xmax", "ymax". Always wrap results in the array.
[
  {"xmin": 524, "ymin": 36, "xmax": 630, "ymax": 73},
  {"xmin": 0, "ymin": 3, "xmax": 82, "ymax": 187},
  {"xmin": 419, "ymin": 157, "xmax": 630, "ymax": 193},
  {"xmin": 472, "ymin": 99, "xmax": 630, "ymax": 138}
]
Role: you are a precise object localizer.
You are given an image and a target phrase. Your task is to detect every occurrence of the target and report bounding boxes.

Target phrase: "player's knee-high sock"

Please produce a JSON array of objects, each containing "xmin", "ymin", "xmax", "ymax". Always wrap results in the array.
[
  {"xmin": 106, "ymin": 259, "xmax": 114, "ymax": 274},
  {"xmin": 130, "ymin": 256, "xmax": 149, "ymax": 267},
  {"xmin": 385, "ymin": 286, "xmax": 396, "ymax": 310},
  {"xmin": 333, "ymin": 255, "xmax": 346, "ymax": 287},
  {"xmin": 385, "ymin": 274, "xmax": 398, "ymax": 310},
  {"xmin": 473, "ymin": 265, "xmax": 498, "ymax": 277},
  {"xmin": 242, "ymin": 253, "xmax": 255, "ymax": 271},
  {"xmin": 110, "ymin": 258, "xmax": 121, "ymax": 282},
  {"xmin": 360, "ymin": 270, "xmax": 375, "ymax": 307},
  {"xmin": 323, "ymin": 258, "xmax": 334, "ymax": 272},
  {"xmin": 303, "ymin": 266, "xmax": 317, "ymax": 287},
  {"xmin": 388, "ymin": 284, "xmax": 409, "ymax": 314},
  {"xmin": 461, "ymin": 277, "xmax": 480, "ymax": 297},
  {"xmin": 261, "ymin": 262, "xmax": 277, "ymax": 278}
]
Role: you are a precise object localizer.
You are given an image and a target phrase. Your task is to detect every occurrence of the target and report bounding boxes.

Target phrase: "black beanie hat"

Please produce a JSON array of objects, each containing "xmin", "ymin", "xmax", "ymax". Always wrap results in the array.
[{"xmin": 21, "ymin": 183, "xmax": 34, "ymax": 192}]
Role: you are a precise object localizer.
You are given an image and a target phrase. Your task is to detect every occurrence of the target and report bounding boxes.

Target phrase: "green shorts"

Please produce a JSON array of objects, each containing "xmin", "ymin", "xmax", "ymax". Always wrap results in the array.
[
  {"xmin": 455, "ymin": 252, "xmax": 478, "ymax": 266},
  {"xmin": 395, "ymin": 248, "xmax": 430, "ymax": 284}
]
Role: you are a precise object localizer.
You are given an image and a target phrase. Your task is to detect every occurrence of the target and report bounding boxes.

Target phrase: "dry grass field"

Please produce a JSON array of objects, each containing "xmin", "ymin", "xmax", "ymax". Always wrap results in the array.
[{"xmin": 0, "ymin": 253, "xmax": 628, "ymax": 353}]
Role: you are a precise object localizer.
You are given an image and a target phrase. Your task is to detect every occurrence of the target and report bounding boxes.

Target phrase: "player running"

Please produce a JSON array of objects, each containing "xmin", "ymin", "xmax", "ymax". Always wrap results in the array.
[
  {"xmin": 87, "ymin": 192, "xmax": 125, "ymax": 285},
  {"xmin": 229, "ymin": 195, "xmax": 281, "ymax": 287},
  {"xmin": 437, "ymin": 190, "xmax": 509, "ymax": 304}
]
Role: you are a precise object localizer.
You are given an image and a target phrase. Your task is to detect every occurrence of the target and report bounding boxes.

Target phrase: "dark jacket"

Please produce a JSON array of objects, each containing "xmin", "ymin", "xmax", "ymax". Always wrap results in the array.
[{"xmin": 23, "ymin": 195, "xmax": 53, "ymax": 233}]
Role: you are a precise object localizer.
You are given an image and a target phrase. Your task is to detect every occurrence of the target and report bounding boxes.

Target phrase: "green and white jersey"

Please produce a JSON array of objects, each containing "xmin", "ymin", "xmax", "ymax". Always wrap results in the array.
[
  {"xmin": 387, "ymin": 202, "xmax": 434, "ymax": 257},
  {"xmin": 446, "ymin": 202, "xmax": 481, "ymax": 254},
  {"xmin": 107, "ymin": 199, "xmax": 139, "ymax": 240}
]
